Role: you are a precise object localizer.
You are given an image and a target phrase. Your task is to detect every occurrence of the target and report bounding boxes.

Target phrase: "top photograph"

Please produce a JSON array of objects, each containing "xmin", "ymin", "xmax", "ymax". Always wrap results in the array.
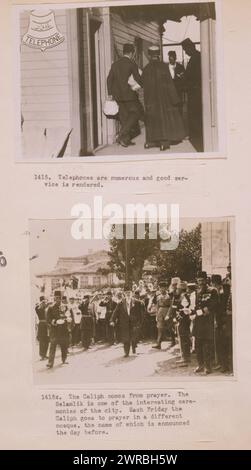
[{"xmin": 14, "ymin": 0, "xmax": 223, "ymax": 161}]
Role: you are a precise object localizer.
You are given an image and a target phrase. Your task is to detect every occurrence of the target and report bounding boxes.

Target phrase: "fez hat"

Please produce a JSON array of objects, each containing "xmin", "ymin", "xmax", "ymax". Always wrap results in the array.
[
  {"xmin": 181, "ymin": 38, "xmax": 195, "ymax": 49},
  {"xmin": 39, "ymin": 296, "xmax": 45, "ymax": 301},
  {"xmin": 148, "ymin": 45, "xmax": 160, "ymax": 56},
  {"xmin": 54, "ymin": 290, "xmax": 61, "ymax": 298},
  {"xmin": 211, "ymin": 274, "xmax": 222, "ymax": 284},
  {"xmin": 168, "ymin": 50, "xmax": 176, "ymax": 57},
  {"xmin": 196, "ymin": 271, "xmax": 207, "ymax": 280}
]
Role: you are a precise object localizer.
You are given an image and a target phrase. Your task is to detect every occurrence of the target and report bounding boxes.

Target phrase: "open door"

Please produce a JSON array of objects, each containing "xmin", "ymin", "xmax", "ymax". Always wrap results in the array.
[{"xmin": 89, "ymin": 18, "xmax": 107, "ymax": 150}]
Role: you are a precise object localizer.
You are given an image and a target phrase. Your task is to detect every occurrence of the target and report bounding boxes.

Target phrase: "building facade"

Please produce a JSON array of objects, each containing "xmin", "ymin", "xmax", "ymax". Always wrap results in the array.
[
  {"xmin": 201, "ymin": 220, "xmax": 231, "ymax": 277},
  {"xmin": 19, "ymin": 2, "xmax": 217, "ymax": 159},
  {"xmin": 36, "ymin": 250, "xmax": 123, "ymax": 298}
]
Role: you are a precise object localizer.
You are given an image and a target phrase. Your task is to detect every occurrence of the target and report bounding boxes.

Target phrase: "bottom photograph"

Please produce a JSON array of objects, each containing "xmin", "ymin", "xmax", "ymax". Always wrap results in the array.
[{"xmin": 30, "ymin": 217, "xmax": 234, "ymax": 385}]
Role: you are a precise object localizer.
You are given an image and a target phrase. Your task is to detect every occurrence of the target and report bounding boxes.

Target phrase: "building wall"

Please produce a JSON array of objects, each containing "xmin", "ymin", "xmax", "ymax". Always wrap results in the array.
[
  {"xmin": 202, "ymin": 221, "xmax": 231, "ymax": 277},
  {"xmin": 111, "ymin": 13, "xmax": 160, "ymax": 62},
  {"xmin": 20, "ymin": 9, "xmax": 74, "ymax": 158}
]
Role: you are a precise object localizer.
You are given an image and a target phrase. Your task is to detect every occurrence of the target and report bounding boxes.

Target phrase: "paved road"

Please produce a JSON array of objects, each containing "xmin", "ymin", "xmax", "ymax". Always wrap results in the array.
[{"xmin": 34, "ymin": 340, "xmax": 229, "ymax": 385}]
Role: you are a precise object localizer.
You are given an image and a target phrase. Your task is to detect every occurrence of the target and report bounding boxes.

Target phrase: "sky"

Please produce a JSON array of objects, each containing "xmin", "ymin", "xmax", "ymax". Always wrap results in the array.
[
  {"xmin": 29, "ymin": 218, "xmax": 202, "ymax": 276},
  {"xmin": 162, "ymin": 16, "xmax": 200, "ymax": 64}
]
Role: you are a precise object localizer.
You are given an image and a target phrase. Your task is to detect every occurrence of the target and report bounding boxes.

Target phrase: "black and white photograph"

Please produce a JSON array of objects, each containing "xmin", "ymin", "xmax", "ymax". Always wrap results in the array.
[
  {"xmin": 15, "ymin": 0, "xmax": 223, "ymax": 161},
  {"xmin": 30, "ymin": 217, "xmax": 234, "ymax": 384}
]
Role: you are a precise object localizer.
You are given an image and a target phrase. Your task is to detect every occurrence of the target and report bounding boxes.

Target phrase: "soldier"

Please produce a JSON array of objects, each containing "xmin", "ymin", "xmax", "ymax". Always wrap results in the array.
[
  {"xmin": 99, "ymin": 290, "xmax": 117, "ymax": 345},
  {"xmin": 35, "ymin": 296, "xmax": 49, "ymax": 361},
  {"xmin": 222, "ymin": 266, "xmax": 233, "ymax": 373},
  {"xmin": 46, "ymin": 291, "xmax": 71, "ymax": 369},
  {"xmin": 167, "ymin": 277, "xmax": 181, "ymax": 347},
  {"xmin": 152, "ymin": 283, "xmax": 171, "ymax": 350},
  {"xmin": 193, "ymin": 272, "xmax": 218, "ymax": 375},
  {"xmin": 69, "ymin": 296, "xmax": 81, "ymax": 347},
  {"xmin": 211, "ymin": 274, "xmax": 228, "ymax": 372},
  {"xmin": 175, "ymin": 281, "xmax": 191, "ymax": 367}
]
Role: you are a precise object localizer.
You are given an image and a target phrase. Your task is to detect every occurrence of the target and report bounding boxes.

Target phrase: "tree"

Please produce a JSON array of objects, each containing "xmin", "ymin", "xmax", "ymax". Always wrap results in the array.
[
  {"xmin": 107, "ymin": 224, "xmax": 158, "ymax": 288},
  {"xmin": 107, "ymin": 223, "xmax": 202, "ymax": 286},
  {"xmin": 154, "ymin": 224, "xmax": 202, "ymax": 281}
]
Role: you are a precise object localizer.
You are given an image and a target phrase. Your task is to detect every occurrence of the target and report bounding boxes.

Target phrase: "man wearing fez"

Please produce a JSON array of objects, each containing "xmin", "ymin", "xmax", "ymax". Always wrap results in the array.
[
  {"xmin": 79, "ymin": 294, "xmax": 95, "ymax": 350},
  {"xmin": 46, "ymin": 291, "xmax": 71, "ymax": 369},
  {"xmin": 35, "ymin": 296, "xmax": 49, "ymax": 361},
  {"xmin": 107, "ymin": 43, "xmax": 143, "ymax": 148},
  {"xmin": 193, "ymin": 271, "xmax": 218, "ymax": 374},
  {"xmin": 142, "ymin": 45, "xmax": 185, "ymax": 151},
  {"xmin": 99, "ymin": 290, "xmax": 117, "ymax": 345},
  {"xmin": 181, "ymin": 38, "xmax": 203, "ymax": 152},
  {"xmin": 110, "ymin": 288, "xmax": 144, "ymax": 357}
]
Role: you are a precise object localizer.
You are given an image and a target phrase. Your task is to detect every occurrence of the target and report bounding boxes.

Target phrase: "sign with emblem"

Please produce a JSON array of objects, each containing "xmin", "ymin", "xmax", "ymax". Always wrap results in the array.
[{"xmin": 22, "ymin": 9, "xmax": 65, "ymax": 52}]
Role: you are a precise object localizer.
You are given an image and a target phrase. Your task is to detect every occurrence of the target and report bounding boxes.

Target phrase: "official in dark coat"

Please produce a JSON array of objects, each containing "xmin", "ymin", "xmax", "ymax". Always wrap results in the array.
[
  {"xmin": 107, "ymin": 43, "xmax": 144, "ymax": 147},
  {"xmin": 142, "ymin": 45, "xmax": 186, "ymax": 151},
  {"xmin": 46, "ymin": 291, "xmax": 70, "ymax": 369},
  {"xmin": 79, "ymin": 295, "xmax": 95, "ymax": 350},
  {"xmin": 35, "ymin": 296, "xmax": 49, "ymax": 360},
  {"xmin": 181, "ymin": 38, "xmax": 203, "ymax": 152},
  {"xmin": 111, "ymin": 291, "xmax": 144, "ymax": 357}
]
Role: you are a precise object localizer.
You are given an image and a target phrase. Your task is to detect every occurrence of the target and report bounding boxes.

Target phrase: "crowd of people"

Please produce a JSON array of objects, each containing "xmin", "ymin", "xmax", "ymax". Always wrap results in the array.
[
  {"xmin": 106, "ymin": 38, "xmax": 203, "ymax": 153},
  {"xmin": 35, "ymin": 266, "xmax": 233, "ymax": 376}
]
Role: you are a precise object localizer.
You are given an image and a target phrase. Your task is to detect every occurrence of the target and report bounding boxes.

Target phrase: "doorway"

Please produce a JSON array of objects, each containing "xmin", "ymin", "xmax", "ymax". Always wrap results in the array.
[{"xmin": 89, "ymin": 18, "xmax": 107, "ymax": 150}]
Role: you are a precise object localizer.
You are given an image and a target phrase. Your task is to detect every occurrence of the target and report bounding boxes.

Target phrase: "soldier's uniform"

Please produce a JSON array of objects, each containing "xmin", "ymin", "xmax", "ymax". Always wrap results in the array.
[{"xmin": 35, "ymin": 297, "xmax": 49, "ymax": 360}]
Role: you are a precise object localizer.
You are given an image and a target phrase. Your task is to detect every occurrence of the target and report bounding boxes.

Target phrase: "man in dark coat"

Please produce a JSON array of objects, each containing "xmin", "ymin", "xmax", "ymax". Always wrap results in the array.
[
  {"xmin": 211, "ymin": 274, "xmax": 229, "ymax": 372},
  {"xmin": 142, "ymin": 45, "xmax": 186, "ymax": 151},
  {"xmin": 107, "ymin": 43, "xmax": 143, "ymax": 147},
  {"xmin": 46, "ymin": 291, "xmax": 70, "ymax": 369},
  {"xmin": 35, "ymin": 296, "xmax": 49, "ymax": 360},
  {"xmin": 99, "ymin": 290, "xmax": 117, "ymax": 344},
  {"xmin": 111, "ymin": 290, "xmax": 144, "ymax": 357},
  {"xmin": 181, "ymin": 38, "xmax": 203, "ymax": 152},
  {"xmin": 79, "ymin": 295, "xmax": 95, "ymax": 350},
  {"xmin": 193, "ymin": 272, "xmax": 218, "ymax": 374}
]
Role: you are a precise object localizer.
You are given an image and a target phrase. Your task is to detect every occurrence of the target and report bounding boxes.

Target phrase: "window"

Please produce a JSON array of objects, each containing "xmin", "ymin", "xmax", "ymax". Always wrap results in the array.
[
  {"xmin": 80, "ymin": 276, "xmax": 89, "ymax": 289},
  {"xmin": 93, "ymin": 275, "xmax": 101, "ymax": 287},
  {"xmin": 51, "ymin": 278, "xmax": 60, "ymax": 291}
]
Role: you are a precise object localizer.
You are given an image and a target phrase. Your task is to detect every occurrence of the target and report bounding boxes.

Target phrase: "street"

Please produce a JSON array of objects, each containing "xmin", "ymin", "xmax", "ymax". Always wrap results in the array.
[{"xmin": 34, "ymin": 340, "xmax": 228, "ymax": 385}]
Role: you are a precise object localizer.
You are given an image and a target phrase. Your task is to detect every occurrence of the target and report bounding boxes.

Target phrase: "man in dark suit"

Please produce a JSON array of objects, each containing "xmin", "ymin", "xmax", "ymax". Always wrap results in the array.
[
  {"xmin": 181, "ymin": 38, "xmax": 203, "ymax": 152},
  {"xmin": 107, "ymin": 43, "xmax": 143, "ymax": 147},
  {"xmin": 110, "ymin": 290, "xmax": 144, "ymax": 357}
]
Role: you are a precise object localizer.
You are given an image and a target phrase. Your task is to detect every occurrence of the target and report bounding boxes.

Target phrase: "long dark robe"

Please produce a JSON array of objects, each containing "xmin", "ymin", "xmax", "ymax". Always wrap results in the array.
[{"xmin": 142, "ymin": 60, "xmax": 186, "ymax": 144}]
